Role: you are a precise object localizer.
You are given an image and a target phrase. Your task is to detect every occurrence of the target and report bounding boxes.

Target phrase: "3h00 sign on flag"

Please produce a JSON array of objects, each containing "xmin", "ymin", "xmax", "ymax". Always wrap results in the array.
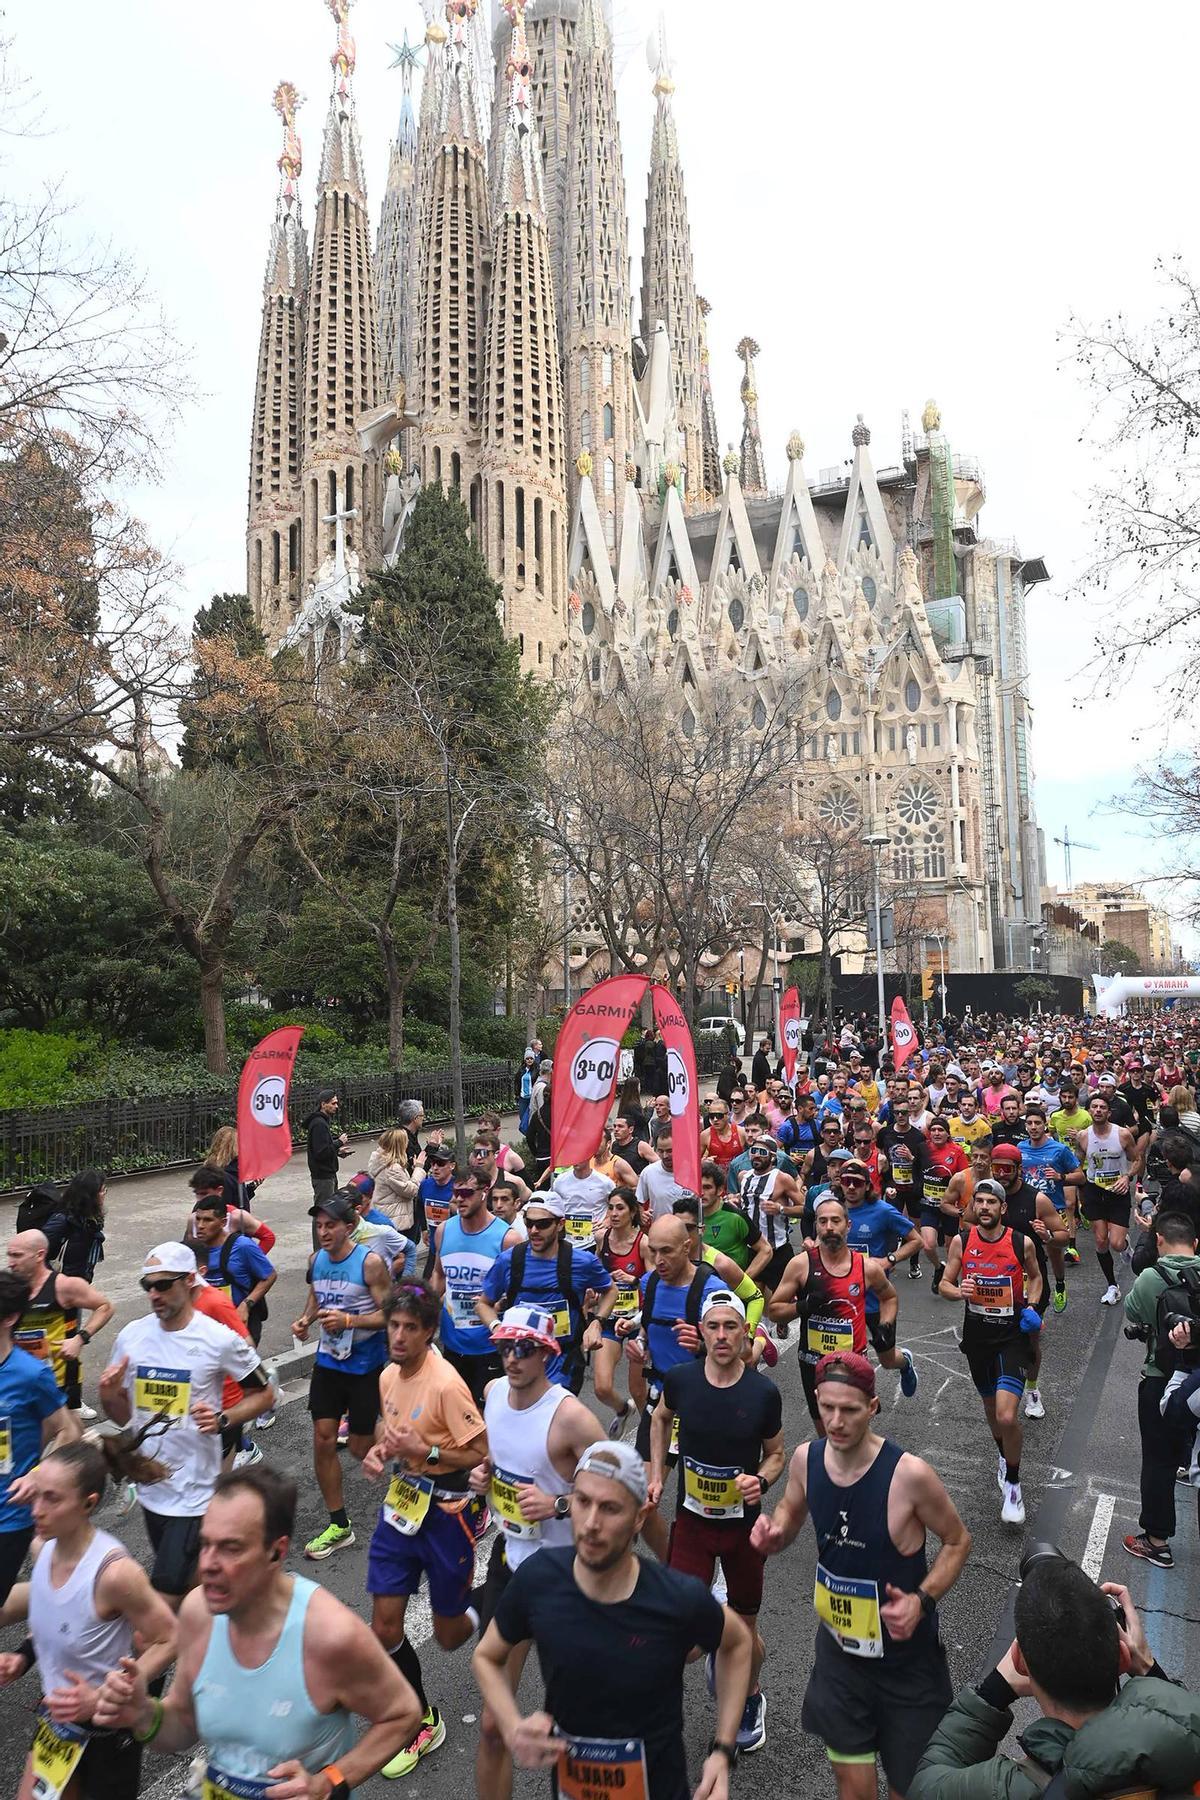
[
  {"xmin": 551, "ymin": 975, "xmax": 652, "ymax": 1170},
  {"xmin": 236, "ymin": 1026, "xmax": 305, "ymax": 1184}
]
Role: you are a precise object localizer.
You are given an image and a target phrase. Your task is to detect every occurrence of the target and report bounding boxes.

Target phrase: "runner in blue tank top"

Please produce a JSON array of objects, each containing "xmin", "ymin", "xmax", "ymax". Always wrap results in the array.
[
  {"xmin": 752, "ymin": 1351, "xmax": 970, "ymax": 1796},
  {"xmin": 292, "ymin": 1194, "xmax": 394, "ymax": 1563},
  {"xmin": 433, "ymin": 1169, "xmax": 522, "ymax": 1404}
]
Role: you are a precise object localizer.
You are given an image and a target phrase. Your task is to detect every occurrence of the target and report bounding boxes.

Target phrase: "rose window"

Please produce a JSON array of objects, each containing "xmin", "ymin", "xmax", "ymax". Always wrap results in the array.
[{"xmin": 896, "ymin": 782, "xmax": 938, "ymax": 827}]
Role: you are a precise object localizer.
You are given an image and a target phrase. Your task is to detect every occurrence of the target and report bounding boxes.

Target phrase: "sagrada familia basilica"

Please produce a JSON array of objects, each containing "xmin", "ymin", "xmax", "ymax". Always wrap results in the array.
[{"xmin": 245, "ymin": 0, "xmax": 1048, "ymax": 972}]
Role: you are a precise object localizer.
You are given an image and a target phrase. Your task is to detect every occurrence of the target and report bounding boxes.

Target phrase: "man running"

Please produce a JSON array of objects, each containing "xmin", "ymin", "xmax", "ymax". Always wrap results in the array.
[
  {"xmin": 878, "ymin": 1097, "xmax": 928, "ymax": 1274},
  {"xmin": 937, "ymin": 1178, "xmax": 1044, "ymax": 1524},
  {"xmin": 648, "ymin": 1290, "xmax": 785, "ymax": 1755},
  {"xmin": 737, "ymin": 1135, "xmax": 804, "ymax": 1316},
  {"xmin": 473, "ymin": 1440, "xmax": 752, "ymax": 1800},
  {"xmin": 8, "ymin": 1230, "xmax": 113, "ymax": 1404},
  {"xmin": 94, "ymin": 1463, "xmax": 421, "ymax": 1795},
  {"xmin": 1015, "ymin": 1104, "xmax": 1082, "ymax": 1313},
  {"xmin": 0, "ymin": 1270, "xmax": 80, "ymax": 1606},
  {"xmin": 1078, "ymin": 1091, "xmax": 1140, "ymax": 1304},
  {"xmin": 291, "ymin": 1193, "xmax": 393, "ymax": 1561},
  {"xmin": 769, "ymin": 1194, "xmax": 906, "ymax": 1426},
  {"xmin": 839, "ymin": 1163, "xmax": 921, "ymax": 1396},
  {"xmin": 433, "ymin": 1167, "xmax": 522, "ymax": 1404},
  {"xmin": 635, "ymin": 1129, "xmax": 691, "ymax": 1220},
  {"xmin": 919, "ymin": 1116, "xmax": 968, "ymax": 1288},
  {"xmin": 99, "ymin": 1244, "xmax": 272, "ymax": 1605},
  {"xmin": 362, "ymin": 1280, "xmax": 490, "ymax": 1778},
  {"xmin": 752, "ymin": 1353, "xmax": 969, "ymax": 1800},
  {"xmin": 552, "ymin": 1157, "xmax": 616, "ymax": 1251},
  {"xmin": 470, "ymin": 1305, "xmax": 605, "ymax": 1800},
  {"xmin": 479, "ymin": 1196, "xmax": 614, "ymax": 1392},
  {"xmin": 0, "ymin": 1440, "xmax": 177, "ymax": 1800},
  {"xmin": 188, "ymin": 1195, "xmax": 277, "ymax": 1338},
  {"xmin": 699, "ymin": 1162, "xmax": 771, "ymax": 1280}
]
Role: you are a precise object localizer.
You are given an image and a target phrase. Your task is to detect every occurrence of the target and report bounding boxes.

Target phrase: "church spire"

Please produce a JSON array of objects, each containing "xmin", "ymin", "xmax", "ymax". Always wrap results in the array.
[
  {"xmin": 375, "ymin": 33, "xmax": 420, "ymax": 432},
  {"xmin": 737, "ymin": 337, "xmax": 768, "ymax": 496},
  {"xmin": 247, "ymin": 82, "xmax": 309, "ymax": 641},
  {"xmin": 415, "ymin": 0, "xmax": 491, "ymax": 504},
  {"xmin": 640, "ymin": 21, "xmax": 703, "ymax": 507},
  {"xmin": 300, "ymin": 0, "xmax": 381, "ymax": 586},
  {"xmin": 698, "ymin": 296, "xmax": 721, "ymax": 502},
  {"xmin": 482, "ymin": 0, "xmax": 568, "ymax": 674},
  {"xmin": 564, "ymin": 0, "xmax": 633, "ymax": 557}
]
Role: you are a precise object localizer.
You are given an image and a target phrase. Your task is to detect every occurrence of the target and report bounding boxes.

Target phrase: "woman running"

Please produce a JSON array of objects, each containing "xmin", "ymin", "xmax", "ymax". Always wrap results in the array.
[{"xmin": 593, "ymin": 1187, "xmax": 651, "ymax": 1438}]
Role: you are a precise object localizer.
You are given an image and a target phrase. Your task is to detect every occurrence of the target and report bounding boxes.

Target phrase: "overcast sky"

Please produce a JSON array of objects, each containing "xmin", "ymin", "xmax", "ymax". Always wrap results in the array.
[{"xmin": 8, "ymin": 0, "xmax": 1200, "ymax": 948}]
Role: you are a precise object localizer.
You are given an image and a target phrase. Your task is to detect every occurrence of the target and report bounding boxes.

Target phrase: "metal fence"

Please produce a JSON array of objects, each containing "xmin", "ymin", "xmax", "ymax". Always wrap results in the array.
[{"xmin": 0, "ymin": 1063, "xmax": 519, "ymax": 1192}]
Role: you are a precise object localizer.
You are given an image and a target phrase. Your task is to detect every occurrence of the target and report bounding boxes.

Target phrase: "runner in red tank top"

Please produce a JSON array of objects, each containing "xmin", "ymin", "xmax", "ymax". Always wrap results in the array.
[
  {"xmin": 701, "ymin": 1102, "xmax": 745, "ymax": 1175},
  {"xmin": 592, "ymin": 1188, "xmax": 649, "ymax": 1435}
]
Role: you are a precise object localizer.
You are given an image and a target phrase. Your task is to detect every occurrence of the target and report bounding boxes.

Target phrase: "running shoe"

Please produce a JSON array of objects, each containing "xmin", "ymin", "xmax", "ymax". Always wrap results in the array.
[
  {"xmin": 754, "ymin": 1326, "xmax": 779, "ymax": 1369},
  {"xmin": 908, "ymin": 1260, "xmax": 922, "ymax": 1280},
  {"xmin": 383, "ymin": 1706, "xmax": 446, "ymax": 1779},
  {"xmin": 183, "ymin": 1746, "xmax": 208, "ymax": 1800},
  {"xmin": 1053, "ymin": 1285, "xmax": 1067, "ymax": 1314},
  {"xmin": 899, "ymin": 1349, "xmax": 918, "ymax": 1398},
  {"xmin": 304, "ymin": 1521, "xmax": 356, "ymax": 1560},
  {"xmin": 112, "ymin": 1480, "xmax": 138, "ymax": 1519},
  {"xmin": 996, "ymin": 1450, "xmax": 1006, "ymax": 1492},
  {"xmin": 1122, "ymin": 1533, "xmax": 1173, "ymax": 1568},
  {"xmin": 73, "ymin": 1402, "xmax": 98, "ymax": 1422},
  {"xmin": 1177, "ymin": 1467, "xmax": 1191, "ymax": 1485},
  {"xmin": 736, "ymin": 1690, "xmax": 767, "ymax": 1754},
  {"xmin": 1023, "ymin": 1388, "xmax": 1045, "ymax": 1420},
  {"xmin": 336, "ymin": 1413, "xmax": 350, "ymax": 1446},
  {"xmin": 254, "ymin": 1408, "xmax": 277, "ymax": 1431},
  {"xmin": 1078, "ymin": 1205, "xmax": 1091, "ymax": 1229},
  {"xmin": 607, "ymin": 1400, "xmax": 633, "ymax": 1440},
  {"xmin": 1063, "ymin": 1244, "xmax": 1080, "ymax": 1265},
  {"xmin": 1101, "ymin": 1284, "xmax": 1121, "ymax": 1306},
  {"xmin": 1000, "ymin": 1481, "xmax": 1025, "ymax": 1526},
  {"xmin": 233, "ymin": 1440, "xmax": 263, "ymax": 1470}
]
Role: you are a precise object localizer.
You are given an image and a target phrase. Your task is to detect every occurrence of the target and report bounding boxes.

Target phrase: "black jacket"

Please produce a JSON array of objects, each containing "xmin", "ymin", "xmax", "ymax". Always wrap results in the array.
[
  {"xmin": 303, "ymin": 1110, "xmax": 341, "ymax": 1179},
  {"xmin": 751, "ymin": 1049, "xmax": 772, "ymax": 1088}
]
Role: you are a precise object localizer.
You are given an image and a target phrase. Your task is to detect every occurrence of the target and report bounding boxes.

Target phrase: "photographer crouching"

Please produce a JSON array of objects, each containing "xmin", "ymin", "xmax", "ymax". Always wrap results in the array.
[
  {"xmin": 909, "ymin": 1553, "xmax": 1200, "ymax": 1797},
  {"xmin": 1122, "ymin": 1209, "xmax": 1200, "ymax": 1567}
]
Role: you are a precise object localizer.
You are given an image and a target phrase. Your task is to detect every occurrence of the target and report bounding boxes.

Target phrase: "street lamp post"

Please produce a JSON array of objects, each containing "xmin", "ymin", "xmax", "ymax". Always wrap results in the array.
[
  {"xmin": 750, "ymin": 901, "xmax": 783, "ymax": 1048},
  {"xmin": 863, "ymin": 830, "xmax": 889, "ymax": 1039},
  {"xmin": 931, "ymin": 930, "xmax": 948, "ymax": 1019}
]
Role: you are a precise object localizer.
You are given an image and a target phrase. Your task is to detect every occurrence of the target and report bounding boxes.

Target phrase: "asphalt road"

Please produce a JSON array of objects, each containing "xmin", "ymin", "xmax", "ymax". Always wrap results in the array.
[{"xmin": 1, "ymin": 1151, "xmax": 1197, "ymax": 1798}]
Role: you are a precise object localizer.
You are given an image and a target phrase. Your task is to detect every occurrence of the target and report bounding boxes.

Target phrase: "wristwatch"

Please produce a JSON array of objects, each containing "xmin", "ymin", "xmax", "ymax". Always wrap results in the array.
[
  {"xmin": 553, "ymin": 1493, "xmax": 572, "ymax": 1520},
  {"xmin": 217, "ymin": 1411, "xmax": 229, "ymax": 1432},
  {"xmin": 917, "ymin": 1587, "xmax": 936, "ymax": 1618},
  {"xmin": 320, "ymin": 1765, "xmax": 350, "ymax": 1800},
  {"xmin": 886, "ymin": 1252, "xmax": 897, "ymax": 1268},
  {"xmin": 708, "ymin": 1738, "xmax": 738, "ymax": 1766},
  {"xmin": 425, "ymin": 1444, "xmax": 442, "ymax": 1467}
]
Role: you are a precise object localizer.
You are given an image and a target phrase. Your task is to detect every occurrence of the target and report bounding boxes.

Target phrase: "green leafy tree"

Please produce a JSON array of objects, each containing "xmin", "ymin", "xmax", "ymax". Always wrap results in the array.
[
  {"xmin": 1014, "ymin": 975, "xmax": 1056, "ymax": 1014},
  {"xmin": 1098, "ymin": 939, "xmax": 1141, "ymax": 977}
]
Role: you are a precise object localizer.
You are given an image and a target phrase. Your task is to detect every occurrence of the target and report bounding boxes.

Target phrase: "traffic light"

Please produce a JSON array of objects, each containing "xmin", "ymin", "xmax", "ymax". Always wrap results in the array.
[{"xmin": 921, "ymin": 968, "xmax": 934, "ymax": 1002}]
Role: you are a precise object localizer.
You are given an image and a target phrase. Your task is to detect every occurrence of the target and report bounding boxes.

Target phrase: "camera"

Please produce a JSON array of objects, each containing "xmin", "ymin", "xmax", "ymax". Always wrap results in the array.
[
  {"xmin": 1019, "ymin": 1540, "xmax": 1125, "ymax": 1625},
  {"xmin": 1123, "ymin": 1323, "xmax": 1152, "ymax": 1343}
]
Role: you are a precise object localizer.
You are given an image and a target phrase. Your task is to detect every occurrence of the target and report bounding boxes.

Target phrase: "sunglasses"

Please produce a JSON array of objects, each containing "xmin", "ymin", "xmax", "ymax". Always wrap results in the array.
[
  {"xmin": 841, "ymin": 1176, "xmax": 866, "ymax": 1188},
  {"xmin": 453, "ymin": 1185, "xmax": 478, "ymax": 1198},
  {"xmin": 141, "ymin": 1275, "xmax": 184, "ymax": 1294},
  {"xmin": 526, "ymin": 1217, "xmax": 556, "ymax": 1230},
  {"xmin": 499, "ymin": 1340, "xmax": 544, "ymax": 1361}
]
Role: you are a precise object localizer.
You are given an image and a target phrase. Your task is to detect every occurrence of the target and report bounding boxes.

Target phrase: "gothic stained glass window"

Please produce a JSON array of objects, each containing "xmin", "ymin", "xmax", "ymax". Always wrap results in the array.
[
  {"xmin": 904, "ymin": 676, "xmax": 921, "ymax": 711},
  {"xmin": 923, "ymin": 827, "xmax": 947, "ymax": 880},
  {"xmin": 581, "ymin": 601, "xmax": 596, "ymax": 636},
  {"xmin": 826, "ymin": 687, "xmax": 842, "ymax": 722},
  {"xmin": 793, "ymin": 585, "xmax": 809, "ymax": 620},
  {"xmin": 862, "ymin": 575, "xmax": 877, "ymax": 607},
  {"xmin": 729, "ymin": 595, "xmax": 745, "ymax": 632},
  {"xmin": 752, "ymin": 696, "xmax": 766, "ymax": 729}
]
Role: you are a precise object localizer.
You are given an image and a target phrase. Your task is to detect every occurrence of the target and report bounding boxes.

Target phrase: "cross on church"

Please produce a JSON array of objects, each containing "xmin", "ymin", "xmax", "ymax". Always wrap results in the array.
[{"xmin": 323, "ymin": 485, "xmax": 359, "ymax": 579}]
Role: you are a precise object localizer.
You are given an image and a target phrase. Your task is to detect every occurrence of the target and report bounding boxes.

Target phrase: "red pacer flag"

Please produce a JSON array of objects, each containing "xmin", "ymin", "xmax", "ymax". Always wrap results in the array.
[
  {"xmin": 650, "ymin": 983, "xmax": 701, "ymax": 1197},
  {"xmin": 779, "ymin": 985, "xmax": 802, "ymax": 1086},
  {"xmin": 551, "ymin": 975, "xmax": 649, "ymax": 1170},
  {"xmin": 236, "ymin": 1026, "xmax": 305, "ymax": 1184},
  {"xmin": 890, "ymin": 995, "xmax": 918, "ymax": 1071}
]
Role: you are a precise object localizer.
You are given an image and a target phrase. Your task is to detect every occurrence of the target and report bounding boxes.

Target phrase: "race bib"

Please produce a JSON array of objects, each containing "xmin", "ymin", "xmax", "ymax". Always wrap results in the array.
[
  {"xmin": 550, "ymin": 1305, "xmax": 571, "ymax": 1341},
  {"xmin": 556, "ymin": 1736, "xmax": 648, "ymax": 1800},
  {"xmin": 669, "ymin": 1414, "xmax": 680, "ymax": 1459},
  {"xmin": 318, "ymin": 1323, "xmax": 355, "ymax": 1362},
  {"xmin": 612, "ymin": 1283, "xmax": 639, "ymax": 1316},
  {"xmin": 425, "ymin": 1198, "xmax": 453, "ymax": 1229},
  {"xmin": 134, "ymin": 1365, "xmax": 191, "ymax": 1421},
  {"xmin": 383, "ymin": 1468, "xmax": 434, "ymax": 1536},
  {"xmin": 967, "ymin": 1276, "xmax": 1014, "ymax": 1318},
  {"xmin": 814, "ymin": 1564, "xmax": 883, "ymax": 1658},
  {"xmin": 1093, "ymin": 1170, "xmax": 1118, "ymax": 1190},
  {"xmin": 805, "ymin": 1315, "xmax": 855, "ymax": 1362},
  {"xmin": 31, "ymin": 1716, "xmax": 88, "ymax": 1800},
  {"xmin": 15, "ymin": 1329, "xmax": 48, "ymax": 1361},
  {"xmin": 563, "ymin": 1216, "xmax": 596, "ymax": 1247},
  {"xmin": 892, "ymin": 1163, "xmax": 913, "ymax": 1186},
  {"xmin": 449, "ymin": 1285, "xmax": 482, "ymax": 1327},
  {"xmin": 0, "ymin": 1415, "xmax": 11, "ymax": 1476},
  {"xmin": 490, "ymin": 1467, "xmax": 541, "ymax": 1541},
  {"xmin": 682, "ymin": 1457, "xmax": 743, "ymax": 1519},
  {"xmin": 923, "ymin": 1175, "xmax": 948, "ymax": 1203},
  {"xmin": 213, "ymin": 1284, "xmax": 233, "ymax": 1304},
  {"xmin": 203, "ymin": 1770, "xmax": 272, "ymax": 1800}
]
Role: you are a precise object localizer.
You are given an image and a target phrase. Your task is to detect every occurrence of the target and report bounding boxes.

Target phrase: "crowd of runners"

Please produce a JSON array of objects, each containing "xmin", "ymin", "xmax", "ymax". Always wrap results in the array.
[{"xmin": 1, "ymin": 1013, "xmax": 1199, "ymax": 1798}]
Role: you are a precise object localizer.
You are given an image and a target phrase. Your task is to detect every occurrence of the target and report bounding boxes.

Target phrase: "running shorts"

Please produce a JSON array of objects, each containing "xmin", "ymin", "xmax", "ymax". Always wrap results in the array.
[
  {"xmin": 442, "ymin": 1346, "xmax": 503, "ymax": 1408},
  {"xmin": 762, "ymin": 1245, "xmax": 794, "ymax": 1290},
  {"xmin": 307, "ymin": 1362, "xmax": 381, "ymax": 1435},
  {"xmin": 1083, "ymin": 1183, "xmax": 1131, "ymax": 1227},
  {"xmin": 919, "ymin": 1206, "xmax": 950, "ymax": 1237},
  {"xmin": 0, "ymin": 1526, "xmax": 33, "ymax": 1605},
  {"xmin": 366, "ymin": 1497, "xmax": 485, "ymax": 1616},
  {"xmin": 963, "ymin": 1336, "xmax": 1030, "ymax": 1398},
  {"xmin": 801, "ymin": 1629, "xmax": 952, "ymax": 1794},
  {"xmin": 143, "ymin": 1509, "xmax": 203, "ymax": 1597},
  {"xmin": 667, "ymin": 1511, "xmax": 765, "ymax": 1616}
]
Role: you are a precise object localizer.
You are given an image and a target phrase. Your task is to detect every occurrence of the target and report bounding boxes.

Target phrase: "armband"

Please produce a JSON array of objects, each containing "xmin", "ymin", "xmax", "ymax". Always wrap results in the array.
[
  {"xmin": 242, "ymin": 1365, "xmax": 270, "ymax": 1390},
  {"xmin": 134, "ymin": 1698, "xmax": 165, "ymax": 1743}
]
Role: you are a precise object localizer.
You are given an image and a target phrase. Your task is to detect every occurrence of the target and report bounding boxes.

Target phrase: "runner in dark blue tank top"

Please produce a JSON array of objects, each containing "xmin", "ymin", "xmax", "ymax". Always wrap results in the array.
[{"xmin": 751, "ymin": 1351, "xmax": 971, "ymax": 1797}]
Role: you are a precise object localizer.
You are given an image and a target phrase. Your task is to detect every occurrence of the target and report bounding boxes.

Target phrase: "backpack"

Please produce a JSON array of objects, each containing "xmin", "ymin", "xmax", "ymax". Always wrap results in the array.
[
  {"xmin": 1154, "ymin": 1263, "xmax": 1200, "ymax": 1374},
  {"xmin": 16, "ymin": 1183, "xmax": 67, "ymax": 1258},
  {"xmin": 211, "ymin": 1230, "xmax": 270, "ymax": 1334},
  {"xmin": 504, "ymin": 1239, "xmax": 585, "ymax": 1393},
  {"xmin": 641, "ymin": 1264, "xmax": 712, "ymax": 1367}
]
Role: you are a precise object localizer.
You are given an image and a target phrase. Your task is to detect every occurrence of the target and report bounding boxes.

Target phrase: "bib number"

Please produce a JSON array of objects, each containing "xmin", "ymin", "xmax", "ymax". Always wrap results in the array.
[
  {"xmin": 564, "ymin": 1216, "xmax": 596, "ymax": 1247},
  {"xmin": 490, "ymin": 1468, "xmax": 542, "ymax": 1540},
  {"xmin": 967, "ymin": 1276, "xmax": 1014, "ymax": 1319},
  {"xmin": 556, "ymin": 1736, "xmax": 648, "ymax": 1800},
  {"xmin": 15, "ymin": 1329, "xmax": 48, "ymax": 1361},
  {"xmin": 682, "ymin": 1457, "xmax": 743, "ymax": 1519},
  {"xmin": 814, "ymin": 1564, "xmax": 883, "ymax": 1659},
  {"xmin": 551, "ymin": 1306, "xmax": 571, "ymax": 1341},
  {"xmin": 612, "ymin": 1283, "xmax": 639, "ymax": 1317},
  {"xmin": 134, "ymin": 1366, "xmax": 192, "ymax": 1422},
  {"xmin": 425, "ymin": 1199, "xmax": 452, "ymax": 1229},
  {"xmin": 31, "ymin": 1717, "xmax": 88, "ymax": 1800},
  {"xmin": 383, "ymin": 1468, "xmax": 435, "ymax": 1536},
  {"xmin": 923, "ymin": 1176, "xmax": 948, "ymax": 1203},
  {"xmin": 892, "ymin": 1164, "xmax": 913, "ymax": 1187},
  {"xmin": 449, "ymin": 1286, "xmax": 482, "ymax": 1328},
  {"xmin": 203, "ymin": 1770, "xmax": 272, "ymax": 1800},
  {"xmin": 318, "ymin": 1323, "xmax": 355, "ymax": 1362},
  {"xmin": 0, "ymin": 1416, "xmax": 11, "ymax": 1476},
  {"xmin": 804, "ymin": 1315, "xmax": 854, "ymax": 1362}
]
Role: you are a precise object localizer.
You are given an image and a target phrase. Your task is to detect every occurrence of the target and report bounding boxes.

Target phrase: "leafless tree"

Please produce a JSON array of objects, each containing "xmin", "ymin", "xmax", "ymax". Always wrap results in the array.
[{"xmin": 773, "ymin": 815, "xmax": 874, "ymax": 1029}]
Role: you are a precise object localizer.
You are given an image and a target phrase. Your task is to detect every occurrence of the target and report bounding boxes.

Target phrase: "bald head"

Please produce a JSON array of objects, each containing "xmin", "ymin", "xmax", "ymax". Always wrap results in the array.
[
  {"xmin": 647, "ymin": 1214, "xmax": 692, "ymax": 1280},
  {"xmin": 8, "ymin": 1230, "xmax": 50, "ymax": 1283}
]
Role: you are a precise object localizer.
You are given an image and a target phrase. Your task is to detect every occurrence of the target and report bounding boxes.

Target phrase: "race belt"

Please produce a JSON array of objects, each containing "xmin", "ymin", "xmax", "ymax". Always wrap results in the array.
[{"xmin": 203, "ymin": 1769, "xmax": 273, "ymax": 1800}]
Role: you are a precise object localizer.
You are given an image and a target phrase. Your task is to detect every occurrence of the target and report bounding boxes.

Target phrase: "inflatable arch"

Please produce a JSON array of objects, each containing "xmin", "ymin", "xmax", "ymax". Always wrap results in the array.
[{"xmin": 1094, "ymin": 973, "xmax": 1200, "ymax": 1017}]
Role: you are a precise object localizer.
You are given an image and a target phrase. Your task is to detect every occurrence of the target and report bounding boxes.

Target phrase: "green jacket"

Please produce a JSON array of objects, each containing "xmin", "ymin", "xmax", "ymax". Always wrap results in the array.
[
  {"xmin": 1124, "ymin": 1252, "xmax": 1200, "ymax": 1378},
  {"xmin": 909, "ymin": 1677, "xmax": 1200, "ymax": 1799}
]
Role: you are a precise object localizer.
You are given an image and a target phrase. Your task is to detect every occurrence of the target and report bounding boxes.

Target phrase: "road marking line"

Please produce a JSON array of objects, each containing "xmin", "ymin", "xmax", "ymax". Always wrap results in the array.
[{"xmin": 1081, "ymin": 1492, "xmax": 1116, "ymax": 1581}]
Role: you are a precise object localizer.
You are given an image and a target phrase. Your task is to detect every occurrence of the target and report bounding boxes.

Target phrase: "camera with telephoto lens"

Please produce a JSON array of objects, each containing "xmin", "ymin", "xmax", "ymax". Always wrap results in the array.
[{"xmin": 1019, "ymin": 1541, "xmax": 1125, "ymax": 1625}]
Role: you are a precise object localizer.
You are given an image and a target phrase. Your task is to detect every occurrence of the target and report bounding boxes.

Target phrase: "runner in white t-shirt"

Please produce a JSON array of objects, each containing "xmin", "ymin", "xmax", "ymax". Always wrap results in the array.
[
  {"xmin": 98, "ymin": 1243, "xmax": 271, "ymax": 1607},
  {"xmin": 551, "ymin": 1163, "xmax": 617, "ymax": 1250}
]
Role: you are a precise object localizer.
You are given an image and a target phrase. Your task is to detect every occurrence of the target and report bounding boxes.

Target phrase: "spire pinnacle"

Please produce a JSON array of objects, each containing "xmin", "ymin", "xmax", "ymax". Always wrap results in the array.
[
  {"xmin": 649, "ymin": 15, "xmax": 675, "ymax": 96},
  {"xmin": 273, "ymin": 81, "xmax": 304, "ymax": 212},
  {"xmin": 494, "ymin": 0, "xmax": 544, "ymax": 215},
  {"xmin": 736, "ymin": 338, "xmax": 768, "ymax": 495},
  {"xmin": 327, "ymin": 0, "xmax": 357, "ymax": 103},
  {"xmin": 436, "ymin": 0, "xmax": 487, "ymax": 149}
]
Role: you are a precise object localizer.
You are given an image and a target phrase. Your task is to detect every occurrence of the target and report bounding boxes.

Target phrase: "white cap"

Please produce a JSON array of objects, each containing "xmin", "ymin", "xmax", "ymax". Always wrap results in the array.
[
  {"xmin": 525, "ymin": 1194, "xmax": 567, "ymax": 1220},
  {"xmin": 141, "ymin": 1242, "xmax": 197, "ymax": 1278},
  {"xmin": 700, "ymin": 1289, "xmax": 747, "ymax": 1322}
]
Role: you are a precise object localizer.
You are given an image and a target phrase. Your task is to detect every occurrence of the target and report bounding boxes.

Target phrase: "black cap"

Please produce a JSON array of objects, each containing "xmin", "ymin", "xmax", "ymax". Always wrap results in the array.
[
  {"xmin": 308, "ymin": 1194, "xmax": 356, "ymax": 1224},
  {"xmin": 427, "ymin": 1145, "xmax": 455, "ymax": 1165}
]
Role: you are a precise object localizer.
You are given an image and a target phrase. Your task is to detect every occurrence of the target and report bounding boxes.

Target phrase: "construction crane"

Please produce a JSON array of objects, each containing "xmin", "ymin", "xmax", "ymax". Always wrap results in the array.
[{"xmin": 1052, "ymin": 827, "xmax": 1099, "ymax": 893}]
